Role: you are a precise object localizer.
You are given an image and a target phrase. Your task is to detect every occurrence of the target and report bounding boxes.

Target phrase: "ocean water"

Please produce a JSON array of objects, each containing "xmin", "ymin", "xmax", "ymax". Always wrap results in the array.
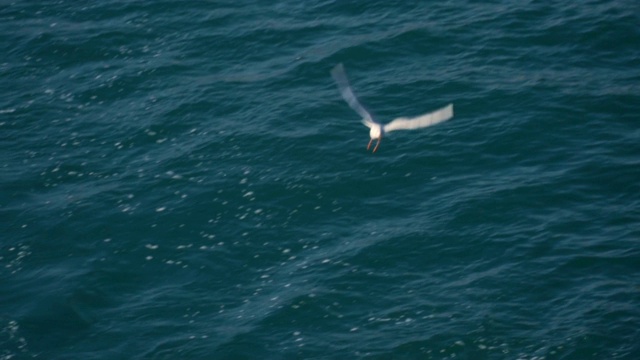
[{"xmin": 2, "ymin": 1, "xmax": 639, "ymax": 359}]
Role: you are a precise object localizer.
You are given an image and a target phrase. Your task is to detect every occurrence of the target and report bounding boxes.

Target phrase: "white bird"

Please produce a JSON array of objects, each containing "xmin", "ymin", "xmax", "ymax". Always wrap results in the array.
[{"xmin": 331, "ymin": 63, "xmax": 453, "ymax": 153}]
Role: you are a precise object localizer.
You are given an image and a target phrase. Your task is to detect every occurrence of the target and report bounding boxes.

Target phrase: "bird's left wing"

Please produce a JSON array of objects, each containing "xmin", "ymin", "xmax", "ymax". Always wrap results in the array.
[
  {"xmin": 384, "ymin": 103, "xmax": 453, "ymax": 133},
  {"xmin": 331, "ymin": 64, "xmax": 375, "ymax": 123}
]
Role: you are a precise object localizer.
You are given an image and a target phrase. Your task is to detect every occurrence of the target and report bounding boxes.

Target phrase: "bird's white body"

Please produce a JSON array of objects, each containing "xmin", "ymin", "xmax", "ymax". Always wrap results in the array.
[{"xmin": 331, "ymin": 63, "xmax": 453, "ymax": 152}]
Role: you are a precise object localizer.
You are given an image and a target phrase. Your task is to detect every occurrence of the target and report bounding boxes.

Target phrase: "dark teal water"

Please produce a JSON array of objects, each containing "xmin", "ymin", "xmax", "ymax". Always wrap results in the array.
[{"xmin": 2, "ymin": 1, "xmax": 640, "ymax": 359}]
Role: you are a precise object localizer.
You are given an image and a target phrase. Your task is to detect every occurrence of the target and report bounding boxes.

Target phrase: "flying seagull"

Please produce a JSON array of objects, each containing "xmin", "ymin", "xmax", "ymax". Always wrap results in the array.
[{"xmin": 331, "ymin": 63, "xmax": 453, "ymax": 153}]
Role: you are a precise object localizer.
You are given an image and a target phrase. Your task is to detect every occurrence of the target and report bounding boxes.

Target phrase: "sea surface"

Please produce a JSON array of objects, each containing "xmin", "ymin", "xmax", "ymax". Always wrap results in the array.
[{"xmin": 1, "ymin": 1, "xmax": 639, "ymax": 359}]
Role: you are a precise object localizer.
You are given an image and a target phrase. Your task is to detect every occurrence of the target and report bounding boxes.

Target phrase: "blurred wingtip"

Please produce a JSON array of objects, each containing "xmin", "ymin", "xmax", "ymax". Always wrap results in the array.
[{"xmin": 331, "ymin": 63, "xmax": 345, "ymax": 77}]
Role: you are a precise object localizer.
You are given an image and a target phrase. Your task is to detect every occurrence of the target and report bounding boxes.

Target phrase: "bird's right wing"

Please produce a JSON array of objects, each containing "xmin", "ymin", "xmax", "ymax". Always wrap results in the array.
[
  {"xmin": 331, "ymin": 64, "xmax": 375, "ymax": 124},
  {"xmin": 384, "ymin": 103, "xmax": 453, "ymax": 133}
]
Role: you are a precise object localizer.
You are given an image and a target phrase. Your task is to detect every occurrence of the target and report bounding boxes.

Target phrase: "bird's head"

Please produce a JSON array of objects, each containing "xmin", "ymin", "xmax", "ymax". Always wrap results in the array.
[{"xmin": 369, "ymin": 124, "xmax": 382, "ymax": 139}]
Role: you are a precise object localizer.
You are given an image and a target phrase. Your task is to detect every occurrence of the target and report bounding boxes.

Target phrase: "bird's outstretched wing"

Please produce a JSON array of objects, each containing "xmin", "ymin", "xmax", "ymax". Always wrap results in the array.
[
  {"xmin": 331, "ymin": 64, "xmax": 376, "ymax": 124},
  {"xmin": 383, "ymin": 103, "xmax": 453, "ymax": 133}
]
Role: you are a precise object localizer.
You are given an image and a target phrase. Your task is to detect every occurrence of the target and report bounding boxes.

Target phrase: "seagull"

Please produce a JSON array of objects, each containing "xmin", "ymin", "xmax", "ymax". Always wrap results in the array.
[{"xmin": 331, "ymin": 63, "xmax": 453, "ymax": 153}]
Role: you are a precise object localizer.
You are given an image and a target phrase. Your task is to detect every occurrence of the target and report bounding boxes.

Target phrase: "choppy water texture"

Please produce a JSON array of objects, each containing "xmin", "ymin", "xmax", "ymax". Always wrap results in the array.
[{"xmin": 2, "ymin": 1, "xmax": 640, "ymax": 359}]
